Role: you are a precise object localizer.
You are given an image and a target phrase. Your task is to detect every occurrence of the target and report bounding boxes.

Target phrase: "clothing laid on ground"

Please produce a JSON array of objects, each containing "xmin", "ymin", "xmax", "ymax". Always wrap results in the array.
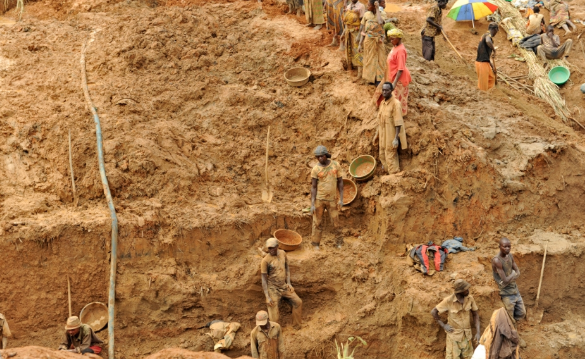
[
  {"xmin": 441, "ymin": 237, "xmax": 476, "ymax": 254},
  {"xmin": 377, "ymin": 96, "xmax": 407, "ymax": 174},
  {"xmin": 435, "ymin": 294, "xmax": 479, "ymax": 359},
  {"xmin": 261, "ymin": 250, "xmax": 302, "ymax": 325},
  {"xmin": 59, "ymin": 324, "xmax": 104, "ymax": 354},
  {"xmin": 312, "ymin": 198, "xmax": 339, "ymax": 245},
  {"xmin": 343, "ymin": 10, "xmax": 363, "ymax": 69},
  {"xmin": 311, "ymin": 160, "xmax": 342, "ymax": 201},
  {"xmin": 251, "ymin": 322, "xmax": 285, "ymax": 359},
  {"xmin": 387, "ymin": 43, "xmax": 411, "ymax": 115},
  {"xmin": 549, "ymin": 0, "xmax": 569, "ymax": 28},
  {"xmin": 537, "ymin": 34, "xmax": 572, "ymax": 60},
  {"xmin": 526, "ymin": 13, "xmax": 544, "ymax": 35},
  {"xmin": 361, "ymin": 12, "xmax": 387, "ymax": 83},
  {"xmin": 479, "ymin": 308, "xmax": 520, "ymax": 359},
  {"xmin": 305, "ymin": 0, "xmax": 325, "ymax": 25},
  {"xmin": 326, "ymin": 0, "xmax": 345, "ymax": 36},
  {"xmin": 0, "ymin": 314, "xmax": 11, "ymax": 339},
  {"xmin": 409, "ymin": 243, "xmax": 448, "ymax": 275},
  {"xmin": 207, "ymin": 321, "xmax": 241, "ymax": 352},
  {"xmin": 519, "ymin": 34, "xmax": 542, "ymax": 54}
]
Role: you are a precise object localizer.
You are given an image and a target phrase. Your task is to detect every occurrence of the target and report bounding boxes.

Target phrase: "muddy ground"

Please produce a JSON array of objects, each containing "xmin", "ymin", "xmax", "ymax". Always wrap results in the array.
[{"xmin": 1, "ymin": 0, "xmax": 585, "ymax": 358}]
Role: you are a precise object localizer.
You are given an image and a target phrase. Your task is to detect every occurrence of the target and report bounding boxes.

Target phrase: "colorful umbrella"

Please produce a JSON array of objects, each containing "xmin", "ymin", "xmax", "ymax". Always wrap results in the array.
[{"xmin": 447, "ymin": 0, "xmax": 498, "ymax": 26}]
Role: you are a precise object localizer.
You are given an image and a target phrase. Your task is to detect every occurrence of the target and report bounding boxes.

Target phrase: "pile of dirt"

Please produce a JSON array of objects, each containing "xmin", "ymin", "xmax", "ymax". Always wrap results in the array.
[
  {"xmin": 1, "ymin": 0, "xmax": 585, "ymax": 358},
  {"xmin": 144, "ymin": 349, "xmax": 252, "ymax": 359}
]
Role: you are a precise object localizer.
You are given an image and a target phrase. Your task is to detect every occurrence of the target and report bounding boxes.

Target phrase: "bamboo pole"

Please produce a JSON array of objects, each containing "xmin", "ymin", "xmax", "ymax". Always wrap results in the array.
[
  {"xmin": 67, "ymin": 276, "xmax": 72, "ymax": 317},
  {"xmin": 68, "ymin": 130, "xmax": 77, "ymax": 206}
]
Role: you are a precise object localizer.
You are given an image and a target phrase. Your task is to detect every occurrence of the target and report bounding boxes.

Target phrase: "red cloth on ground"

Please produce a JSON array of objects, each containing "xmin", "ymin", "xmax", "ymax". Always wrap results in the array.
[
  {"xmin": 90, "ymin": 346, "xmax": 102, "ymax": 354},
  {"xmin": 387, "ymin": 43, "xmax": 411, "ymax": 87}
]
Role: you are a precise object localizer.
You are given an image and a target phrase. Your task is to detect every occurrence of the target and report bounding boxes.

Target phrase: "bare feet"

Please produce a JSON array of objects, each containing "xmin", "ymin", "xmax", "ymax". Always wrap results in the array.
[
  {"xmin": 296, "ymin": 9, "xmax": 301, "ymax": 16},
  {"xmin": 314, "ymin": 25, "xmax": 322, "ymax": 30},
  {"xmin": 327, "ymin": 37, "xmax": 339, "ymax": 47},
  {"xmin": 306, "ymin": 23, "xmax": 314, "ymax": 27}
]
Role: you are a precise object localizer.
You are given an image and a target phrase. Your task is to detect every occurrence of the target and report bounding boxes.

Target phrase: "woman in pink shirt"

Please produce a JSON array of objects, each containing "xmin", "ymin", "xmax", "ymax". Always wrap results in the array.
[{"xmin": 386, "ymin": 28, "xmax": 411, "ymax": 116}]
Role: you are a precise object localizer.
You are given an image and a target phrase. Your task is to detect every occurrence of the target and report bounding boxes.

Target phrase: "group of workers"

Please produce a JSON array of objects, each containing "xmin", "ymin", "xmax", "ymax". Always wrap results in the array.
[{"xmin": 432, "ymin": 238, "xmax": 526, "ymax": 359}]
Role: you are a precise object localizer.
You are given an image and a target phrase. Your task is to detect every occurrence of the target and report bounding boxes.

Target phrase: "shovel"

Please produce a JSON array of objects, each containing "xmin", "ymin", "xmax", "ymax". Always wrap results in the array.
[
  {"xmin": 528, "ymin": 243, "xmax": 547, "ymax": 323},
  {"xmin": 261, "ymin": 126, "xmax": 273, "ymax": 203}
]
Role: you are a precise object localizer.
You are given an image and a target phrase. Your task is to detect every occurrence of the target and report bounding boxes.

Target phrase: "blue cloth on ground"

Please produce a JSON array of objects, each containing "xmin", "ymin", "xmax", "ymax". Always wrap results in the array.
[{"xmin": 441, "ymin": 237, "xmax": 476, "ymax": 254}]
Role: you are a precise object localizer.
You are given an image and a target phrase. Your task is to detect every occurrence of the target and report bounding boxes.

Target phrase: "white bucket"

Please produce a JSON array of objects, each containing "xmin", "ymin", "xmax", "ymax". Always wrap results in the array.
[{"xmin": 471, "ymin": 344, "xmax": 486, "ymax": 359}]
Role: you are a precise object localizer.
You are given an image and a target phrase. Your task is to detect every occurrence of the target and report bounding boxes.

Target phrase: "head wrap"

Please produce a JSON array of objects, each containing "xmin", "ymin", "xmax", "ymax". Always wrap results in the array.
[
  {"xmin": 266, "ymin": 238, "xmax": 279, "ymax": 248},
  {"xmin": 387, "ymin": 28, "xmax": 403, "ymax": 38}
]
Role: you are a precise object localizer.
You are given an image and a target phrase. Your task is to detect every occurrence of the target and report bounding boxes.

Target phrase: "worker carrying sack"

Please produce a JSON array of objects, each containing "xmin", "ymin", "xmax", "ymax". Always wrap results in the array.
[{"xmin": 407, "ymin": 242, "xmax": 449, "ymax": 276}]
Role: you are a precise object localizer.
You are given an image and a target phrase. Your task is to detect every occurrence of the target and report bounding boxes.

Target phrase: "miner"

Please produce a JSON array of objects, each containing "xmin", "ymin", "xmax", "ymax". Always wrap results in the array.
[
  {"xmin": 310, "ymin": 145, "xmax": 344, "ymax": 250},
  {"xmin": 251, "ymin": 311, "xmax": 285, "ymax": 359},
  {"xmin": 58, "ymin": 316, "xmax": 104, "ymax": 355},
  {"xmin": 431, "ymin": 279, "xmax": 481, "ymax": 359},
  {"xmin": 261, "ymin": 238, "xmax": 302, "ymax": 328}
]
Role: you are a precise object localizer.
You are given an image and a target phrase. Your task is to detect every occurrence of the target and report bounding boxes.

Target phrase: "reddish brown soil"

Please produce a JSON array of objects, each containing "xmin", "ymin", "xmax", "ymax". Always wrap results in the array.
[{"xmin": 0, "ymin": 0, "xmax": 585, "ymax": 359}]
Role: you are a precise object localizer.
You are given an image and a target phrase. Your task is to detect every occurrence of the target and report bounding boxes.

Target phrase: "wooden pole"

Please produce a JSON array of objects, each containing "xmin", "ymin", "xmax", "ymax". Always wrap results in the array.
[
  {"xmin": 441, "ymin": 30, "xmax": 464, "ymax": 61},
  {"xmin": 535, "ymin": 243, "xmax": 548, "ymax": 308},
  {"xmin": 67, "ymin": 276, "xmax": 72, "ymax": 318},
  {"xmin": 68, "ymin": 130, "xmax": 77, "ymax": 206}
]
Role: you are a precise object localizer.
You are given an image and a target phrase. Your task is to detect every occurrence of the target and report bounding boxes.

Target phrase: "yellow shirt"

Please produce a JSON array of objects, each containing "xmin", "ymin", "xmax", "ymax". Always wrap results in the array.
[
  {"xmin": 311, "ymin": 160, "xmax": 342, "ymax": 201},
  {"xmin": 261, "ymin": 249, "xmax": 288, "ymax": 290},
  {"xmin": 377, "ymin": 97, "xmax": 407, "ymax": 150},
  {"xmin": 435, "ymin": 294, "xmax": 478, "ymax": 341},
  {"xmin": 250, "ymin": 322, "xmax": 284, "ymax": 359}
]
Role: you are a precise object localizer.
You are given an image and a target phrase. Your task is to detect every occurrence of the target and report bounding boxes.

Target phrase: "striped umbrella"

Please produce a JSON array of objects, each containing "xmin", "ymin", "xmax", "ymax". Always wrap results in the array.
[{"xmin": 447, "ymin": 0, "xmax": 498, "ymax": 27}]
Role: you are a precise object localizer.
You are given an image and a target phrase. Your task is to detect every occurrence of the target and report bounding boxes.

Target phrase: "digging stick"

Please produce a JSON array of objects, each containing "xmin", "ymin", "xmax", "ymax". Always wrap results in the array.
[
  {"xmin": 68, "ymin": 130, "xmax": 77, "ymax": 207},
  {"xmin": 535, "ymin": 243, "xmax": 548, "ymax": 308},
  {"xmin": 441, "ymin": 30, "xmax": 464, "ymax": 61},
  {"xmin": 492, "ymin": 55, "xmax": 498, "ymax": 85},
  {"xmin": 67, "ymin": 276, "xmax": 72, "ymax": 318}
]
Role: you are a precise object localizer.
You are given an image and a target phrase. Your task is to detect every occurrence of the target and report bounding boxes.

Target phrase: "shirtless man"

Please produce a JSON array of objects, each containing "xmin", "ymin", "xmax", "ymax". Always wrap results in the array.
[{"xmin": 492, "ymin": 238, "xmax": 526, "ymax": 324}]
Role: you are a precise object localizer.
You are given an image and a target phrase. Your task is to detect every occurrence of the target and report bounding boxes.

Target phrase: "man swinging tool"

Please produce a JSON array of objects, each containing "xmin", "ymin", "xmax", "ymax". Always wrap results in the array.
[{"xmin": 310, "ymin": 145, "xmax": 343, "ymax": 250}]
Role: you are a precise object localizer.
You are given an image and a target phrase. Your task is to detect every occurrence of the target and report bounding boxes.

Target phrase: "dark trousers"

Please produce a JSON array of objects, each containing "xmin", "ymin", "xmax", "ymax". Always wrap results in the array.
[
  {"xmin": 422, "ymin": 35, "xmax": 436, "ymax": 61},
  {"xmin": 81, "ymin": 348, "xmax": 95, "ymax": 354}
]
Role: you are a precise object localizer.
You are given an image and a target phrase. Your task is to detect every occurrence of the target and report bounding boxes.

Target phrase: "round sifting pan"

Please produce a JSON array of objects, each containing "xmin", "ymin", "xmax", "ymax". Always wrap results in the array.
[
  {"xmin": 273, "ymin": 229, "xmax": 303, "ymax": 251},
  {"xmin": 284, "ymin": 67, "xmax": 311, "ymax": 87},
  {"xmin": 337, "ymin": 178, "xmax": 358, "ymax": 205},
  {"xmin": 349, "ymin": 155, "xmax": 377, "ymax": 181},
  {"xmin": 79, "ymin": 302, "xmax": 108, "ymax": 332},
  {"xmin": 548, "ymin": 66, "xmax": 570, "ymax": 85}
]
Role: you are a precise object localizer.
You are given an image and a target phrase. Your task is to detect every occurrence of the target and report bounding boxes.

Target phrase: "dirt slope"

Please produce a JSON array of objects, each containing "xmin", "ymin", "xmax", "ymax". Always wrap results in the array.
[{"xmin": 0, "ymin": 0, "xmax": 585, "ymax": 359}]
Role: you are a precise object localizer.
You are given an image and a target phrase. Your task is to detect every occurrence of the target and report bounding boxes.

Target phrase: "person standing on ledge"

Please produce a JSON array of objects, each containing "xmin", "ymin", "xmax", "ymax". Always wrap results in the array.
[
  {"xmin": 374, "ymin": 82, "xmax": 407, "ymax": 174},
  {"xmin": 421, "ymin": 0, "xmax": 448, "ymax": 61},
  {"xmin": 431, "ymin": 279, "xmax": 481, "ymax": 359},
  {"xmin": 261, "ymin": 238, "xmax": 302, "ymax": 328},
  {"xmin": 305, "ymin": 0, "xmax": 325, "ymax": 30},
  {"xmin": 475, "ymin": 22, "xmax": 499, "ymax": 91},
  {"xmin": 492, "ymin": 238, "xmax": 526, "ymax": 325},
  {"xmin": 310, "ymin": 145, "xmax": 343, "ymax": 250}
]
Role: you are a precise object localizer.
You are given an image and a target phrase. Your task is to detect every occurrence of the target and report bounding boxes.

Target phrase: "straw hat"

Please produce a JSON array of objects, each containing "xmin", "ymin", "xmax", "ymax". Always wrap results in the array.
[{"xmin": 65, "ymin": 316, "xmax": 82, "ymax": 330}]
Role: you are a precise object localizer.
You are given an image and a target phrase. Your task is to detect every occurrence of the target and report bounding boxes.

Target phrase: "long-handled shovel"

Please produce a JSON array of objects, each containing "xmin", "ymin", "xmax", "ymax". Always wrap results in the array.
[
  {"xmin": 441, "ymin": 29, "xmax": 465, "ymax": 62},
  {"xmin": 533, "ymin": 243, "xmax": 547, "ymax": 323},
  {"xmin": 261, "ymin": 126, "xmax": 273, "ymax": 203}
]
